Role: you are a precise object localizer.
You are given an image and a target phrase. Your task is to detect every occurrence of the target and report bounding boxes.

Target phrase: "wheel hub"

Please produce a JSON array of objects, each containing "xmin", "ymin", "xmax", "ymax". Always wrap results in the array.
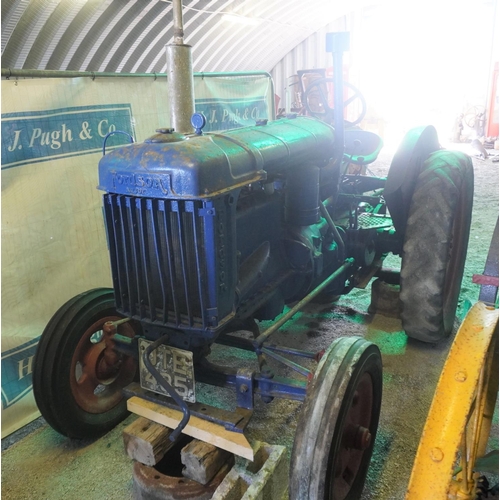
[
  {"xmin": 354, "ymin": 426, "xmax": 372, "ymax": 451},
  {"xmin": 70, "ymin": 316, "xmax": 136, "ymax": 414}
]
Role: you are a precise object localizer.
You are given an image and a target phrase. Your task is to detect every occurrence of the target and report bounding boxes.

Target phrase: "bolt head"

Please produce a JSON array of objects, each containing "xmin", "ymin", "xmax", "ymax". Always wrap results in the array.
[
  {"xmin": 355, "ymin": 426, "xmax": 372, "ymax": 450},
  {"xmin": 430, "ymin": 447, "xmax": 444, "ymax": 462}
]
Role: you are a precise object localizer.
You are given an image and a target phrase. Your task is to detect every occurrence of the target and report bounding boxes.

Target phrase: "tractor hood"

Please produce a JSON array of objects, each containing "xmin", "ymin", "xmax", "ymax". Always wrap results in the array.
[{"xmin": 98, "ymin": 116, "xmax": 336, "ymax": 199}]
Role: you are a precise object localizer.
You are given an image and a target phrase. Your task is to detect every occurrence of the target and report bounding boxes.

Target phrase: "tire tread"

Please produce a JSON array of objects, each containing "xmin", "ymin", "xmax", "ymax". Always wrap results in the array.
[{"xmin": 400, "ymin": 150, "xmax": 473, "ymax": 342}]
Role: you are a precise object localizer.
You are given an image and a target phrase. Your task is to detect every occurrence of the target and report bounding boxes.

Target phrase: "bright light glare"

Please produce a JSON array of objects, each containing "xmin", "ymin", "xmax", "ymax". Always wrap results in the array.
[
  {"xmin": 352, "ymin": 0, "xmax": 496, "ymax": 149},
  {"xmin": 221, "ymin": 14, "xmax": 261, "ymax": 26}
]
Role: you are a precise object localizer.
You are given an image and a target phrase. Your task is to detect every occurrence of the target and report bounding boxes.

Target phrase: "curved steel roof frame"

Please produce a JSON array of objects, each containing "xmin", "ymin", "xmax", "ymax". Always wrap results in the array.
[
  {"xmin": 147, "ymin": 0, "xmax": 231, "ymax": 73},
  {"xmin": 1, "ymin": 0, "xmax": 352, "ymax": 75},
  {"xmin": 97, "ymin": 0, "xmax": 164, "ymax": 72},
  {"xmin": 80, "ymin": 0, "xmax": 141, "ymax": 71},
  {"xmin": 213, "ymin": 4, "xmax": 318, "ymax": 72},
  {"xmin": 125, "ymin": 2, "xmax": 177, "ymax": 73},
  {"xmin": 25, "ymin": 1, "xmax": 87, "ymax": 70}
]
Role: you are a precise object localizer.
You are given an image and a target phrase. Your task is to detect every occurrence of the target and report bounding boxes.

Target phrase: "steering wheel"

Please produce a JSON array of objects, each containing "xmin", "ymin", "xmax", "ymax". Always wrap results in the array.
[
  {"xmin": 463, "ymin": 105, "xmax": 486, "ymax": 130},
  {"xmin": 303, "ymin": 77, "xmax": 367, "ymax": 127}
]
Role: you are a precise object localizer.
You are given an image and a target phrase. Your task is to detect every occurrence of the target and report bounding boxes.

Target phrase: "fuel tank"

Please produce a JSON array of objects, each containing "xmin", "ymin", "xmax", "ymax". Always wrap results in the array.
[{"xmin": 98, "ymin": 116, "xmax": 336, "ymax": 199}]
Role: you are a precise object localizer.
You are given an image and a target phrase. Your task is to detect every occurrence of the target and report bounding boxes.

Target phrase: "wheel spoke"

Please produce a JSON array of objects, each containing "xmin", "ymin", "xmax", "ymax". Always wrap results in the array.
[
  {"xmin": 470, "ymin": 362, "xmax": 490, "ymax": 461},
  {"xmin": 341, "ymin": 466, "xmax": 355, "ymax": 487},
  {"xmin": 75, "ymin": 370, "xmax": 98, "ymax": 397},
  {"xmin": 462, "ymin": 333, "xmax": 497, "ymax": 496},
  {"xmin": 344, "ymin": 93, "xmax": 358, "ymax": 107},
  {"xmin": 302, "ymin": 78, "xmax": 366, "ymax": 126},
  {"xmin": 336, "ymin": 472, "xmax": 354, "ymax": 498},
  {"xmin": 73, "ymin": 349, "xmax": 105, "ymax": 400},
  {"xmin": 458, "ymin": 433, "xmax": 469, "ymax": 493},
  {"xmin": 330, "ymin": 372, "xmax": 375, "ymax": 499},
  {"xmin": 317, "ymin": 86, "xmax": 329, "ymax": 109}
]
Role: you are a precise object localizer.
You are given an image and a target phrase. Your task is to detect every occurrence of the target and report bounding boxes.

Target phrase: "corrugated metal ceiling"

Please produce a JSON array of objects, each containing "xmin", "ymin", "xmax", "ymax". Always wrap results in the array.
[{"xmin": 1, "ymin": 0, "xmax": 360, "ymax": 73}]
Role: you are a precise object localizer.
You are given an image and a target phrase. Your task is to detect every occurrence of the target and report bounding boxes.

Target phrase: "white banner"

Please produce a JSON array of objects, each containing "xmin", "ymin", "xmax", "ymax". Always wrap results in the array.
[{"xmin": 1, "ymin": 73, "xmax": 273, "ymax": 437}]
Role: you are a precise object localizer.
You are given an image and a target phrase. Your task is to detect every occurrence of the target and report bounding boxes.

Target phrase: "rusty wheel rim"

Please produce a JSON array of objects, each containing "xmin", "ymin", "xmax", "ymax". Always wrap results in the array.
[
  {"xmin": 69, "ymin": 316, "xmax": 136, "ymax": 414},
  {"xmin": 329, "ymin": 372, "xmax": 374, "ymax": 499}
]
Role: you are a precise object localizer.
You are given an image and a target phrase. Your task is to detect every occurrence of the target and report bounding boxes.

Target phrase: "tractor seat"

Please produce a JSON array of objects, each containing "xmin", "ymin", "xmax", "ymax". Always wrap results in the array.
[{"xmin": 343, "ymin": 129, "xmax": 383, "ymax": 166}]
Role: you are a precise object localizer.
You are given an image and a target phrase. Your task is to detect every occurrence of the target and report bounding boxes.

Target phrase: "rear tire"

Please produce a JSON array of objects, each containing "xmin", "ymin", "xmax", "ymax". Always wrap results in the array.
[
  {"xmin": 33, "ymin": 288, "xmax": 139, "ymax": 439},
  {"xmin": 400, "ymin": 150, "xmax": 474, "ymax": 342}
]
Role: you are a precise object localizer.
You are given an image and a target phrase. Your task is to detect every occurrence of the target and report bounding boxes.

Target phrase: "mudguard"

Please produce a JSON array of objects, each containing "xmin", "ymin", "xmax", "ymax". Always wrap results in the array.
[{"xmin": 384, "ymin": 125, "xmax": 440, "ymax": 237}]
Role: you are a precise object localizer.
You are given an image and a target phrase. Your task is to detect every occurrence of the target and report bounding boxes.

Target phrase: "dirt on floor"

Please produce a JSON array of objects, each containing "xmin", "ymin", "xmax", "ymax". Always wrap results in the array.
[{"xmin": 1, "ymin": 144, "xmax": 498, "ymax": 500}]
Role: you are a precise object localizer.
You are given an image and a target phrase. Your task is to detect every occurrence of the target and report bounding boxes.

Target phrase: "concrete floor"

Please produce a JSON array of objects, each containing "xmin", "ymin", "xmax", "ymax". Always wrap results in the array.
[{"xmin": 2, "ymin": 147, "xmax": 498, "ymax": 499}]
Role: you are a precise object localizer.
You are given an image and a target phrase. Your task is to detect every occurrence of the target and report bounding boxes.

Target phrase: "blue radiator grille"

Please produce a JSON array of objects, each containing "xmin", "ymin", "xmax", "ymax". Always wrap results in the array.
[{"xmin": 103, "ymin": 194, "xmax": 211, "ymax": 329}]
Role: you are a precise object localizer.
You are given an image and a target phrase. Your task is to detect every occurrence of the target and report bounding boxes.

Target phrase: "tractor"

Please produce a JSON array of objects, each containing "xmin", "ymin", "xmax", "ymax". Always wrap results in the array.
[{"xmin": 33, "ymin": 32, "xmax": 474, "ymax": 499}]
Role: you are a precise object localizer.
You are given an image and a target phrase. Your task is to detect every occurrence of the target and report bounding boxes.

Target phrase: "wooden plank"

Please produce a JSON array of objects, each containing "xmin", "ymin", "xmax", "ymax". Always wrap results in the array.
[
  {"xmin": 122, "ymin": 416, "xmax": 175, "ymax": 466},
  {"xmin": 181, "ymin": 439, "xmax": 234, "ymax": 485},
  {"xmin": 127, "ymin": 397, "xmax": 254, "ymax": 461}
]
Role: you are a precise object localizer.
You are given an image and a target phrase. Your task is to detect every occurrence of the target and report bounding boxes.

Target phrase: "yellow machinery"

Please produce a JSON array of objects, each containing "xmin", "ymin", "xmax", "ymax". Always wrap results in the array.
[{"xmin": 407, "ymin": 221, "xmax": 499, "ymax": 499}]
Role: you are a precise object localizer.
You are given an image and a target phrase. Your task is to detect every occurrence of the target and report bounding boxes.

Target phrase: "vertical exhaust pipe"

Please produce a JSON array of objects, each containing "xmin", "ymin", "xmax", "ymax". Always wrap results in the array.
[
  {"xmin": 326, "ymin": 32, "xmax": 350, "ymax": 170},
  {"xmin": 166, "ymin": 0, "xmax": 195, "ymax": 134}
]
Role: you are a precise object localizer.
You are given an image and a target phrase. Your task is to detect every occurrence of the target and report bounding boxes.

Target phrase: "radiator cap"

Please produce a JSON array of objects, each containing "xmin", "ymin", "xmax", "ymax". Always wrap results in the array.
[{"xmin": 191, "ymin": 113, "xmax": 207, "ymax": 135}]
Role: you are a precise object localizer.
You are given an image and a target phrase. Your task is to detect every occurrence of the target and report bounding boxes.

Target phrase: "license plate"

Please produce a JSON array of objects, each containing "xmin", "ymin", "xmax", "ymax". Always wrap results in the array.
[{"xmin": 138, "ymin": 339, "xmax": 196, "ymax": 403}]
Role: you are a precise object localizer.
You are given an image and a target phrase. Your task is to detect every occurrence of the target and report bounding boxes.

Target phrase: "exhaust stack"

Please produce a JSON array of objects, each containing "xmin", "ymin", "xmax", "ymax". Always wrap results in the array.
[{"xmin": 166, "ymin": 0, "xmax": 195, "ymax": 134}]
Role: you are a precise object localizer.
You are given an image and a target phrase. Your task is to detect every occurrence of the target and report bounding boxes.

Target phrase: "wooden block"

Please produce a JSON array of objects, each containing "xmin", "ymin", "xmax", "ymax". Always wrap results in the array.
[
  {"xmin": 212, "ymin": 441, "xmax": 288, "ymax": 500},
  {"xmin": 181, "ymin": 439, "xmax": 234, "ymax": 485},
  {"xmin": 127, "ymin": 396, "xmax": 254, "ymax": 461},
  {"xmin": 122, "ymin": 416, "xmax": 175, "ymax": 466}
]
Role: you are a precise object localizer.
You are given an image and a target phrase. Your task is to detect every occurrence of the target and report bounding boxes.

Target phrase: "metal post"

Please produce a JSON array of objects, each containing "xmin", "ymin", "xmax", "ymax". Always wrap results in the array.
[
  {"xmin": 166, "ymin": 0, "xmax": 195, "ymax": 134},
  {"xmin": 325, "ymin": 32, "xmax": 350, "ymax": 169},
  {"xmin": 172, "ymin": 0, "xmax": 184, "ymax": 44},
  {"xmin": 1, "ymin": 69, "xmax": 276, "ymax": 120}
]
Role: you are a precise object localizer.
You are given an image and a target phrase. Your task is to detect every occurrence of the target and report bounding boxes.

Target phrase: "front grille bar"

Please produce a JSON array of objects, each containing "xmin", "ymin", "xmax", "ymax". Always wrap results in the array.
[
  {"xmin": 160, "ymin": 201, "xmax": 180, "ymax": 325},
  {"xmin": 190, "ymin": 204, "xmax": 207, "ymax": 327},
  {"xmin": 174, "ymin": 202, "xmax": 192, "ymax": 326},
  {"xmin": 126, "ymin": 198, "xmax": 142, "ymax": 316},
  {"xmin": 149, "ymin": 199, "xmax": 167, "ymax": 324},
  {"xmin": 138, "ymin": 199, "xmax": 155, "ymax": 321}
]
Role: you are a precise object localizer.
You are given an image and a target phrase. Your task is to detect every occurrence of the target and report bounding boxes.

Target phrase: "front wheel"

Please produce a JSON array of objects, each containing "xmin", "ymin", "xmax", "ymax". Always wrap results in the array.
[
  {"xmin": 33, "ymin": 288, "xmax": 139, "ymax": 439},
  {"xmin": 290, "ymin": 337, "xmax": 383, "ymax": 500},
  {"xmin": 400, "ymin": 150, "xmax": 474, "ymax": 343}
]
